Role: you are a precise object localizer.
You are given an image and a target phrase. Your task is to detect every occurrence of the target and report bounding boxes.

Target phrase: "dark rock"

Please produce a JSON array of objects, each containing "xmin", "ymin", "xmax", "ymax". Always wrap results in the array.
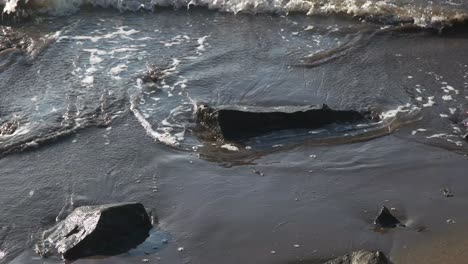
[
  {"xmin": 36, "ymin": 203, "xmax": 152, "ymax": 260},
  {"xmin": 0, "ymin": 1, "xmax": 39, "ymax": 21},
  {"xmin": 374, "ymin": 206, "xmax": 404, "ymax": 228},
  {"xmin": 251, "ymin": 168, "xmax": 264, "ymax": 176},
  {"xmin": 0, "ymin": 119, "xmax": 19, "ymax": 136},
  {"xmin": 196, "ymin": 104, "xmax": 370, "ymax": 141},
  {"xmin": 442, "ymin": 188, "xmax": 454, "ymax": 198},
  {"xmin": 324, "ymin": 250, "xmax": 388, "ymax": 264},
  {"xmin": 463, "ymin": 118, "xmax": 468, "ymax": 141},
  {"xmin": 462, "ymin": 118, "xmax": 468, "ymax": 127},
  {"xmin": 0, "ymin": 27, "xmax": 31, "ymax": 52},
  {"xmin": 141, "ymin": 65, "xmax": 165, "ymax": 83}
]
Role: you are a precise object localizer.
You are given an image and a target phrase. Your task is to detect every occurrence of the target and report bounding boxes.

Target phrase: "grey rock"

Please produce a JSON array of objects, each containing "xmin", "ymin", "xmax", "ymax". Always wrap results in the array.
[
  {"xmin": 324, "ymin": 250, "xmax": 388, "ymax": 264},
  {"xmin": 141, "ymin": 65, "xmax": 165, "ymax": 83},
  {"xmin": 196, "ymin": 104, "xmax": 371, "ymax": 141},
  {"xmin": 36, "ymin": 203, "xmax": 152, "ymax": 260}
]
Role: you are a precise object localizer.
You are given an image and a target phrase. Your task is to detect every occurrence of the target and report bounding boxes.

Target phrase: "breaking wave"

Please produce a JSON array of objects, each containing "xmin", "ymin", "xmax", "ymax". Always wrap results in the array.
[{"xmin": 1, "ymin": 0, "xmax": 468, "ymax": 28}]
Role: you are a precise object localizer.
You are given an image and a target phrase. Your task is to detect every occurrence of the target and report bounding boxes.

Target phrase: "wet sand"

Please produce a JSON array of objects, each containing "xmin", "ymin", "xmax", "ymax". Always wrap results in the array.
[{"xmin": 1, "ymin": 112, "xmax": 467, "ymax": 264}]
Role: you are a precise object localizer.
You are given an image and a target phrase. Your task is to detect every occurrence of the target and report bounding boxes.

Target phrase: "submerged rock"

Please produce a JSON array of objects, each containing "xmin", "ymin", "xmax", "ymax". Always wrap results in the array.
[
  {"xmin": 324, "ymin": 250, "xmax": 388, "ymax": 264},
  {"xmin": 36, "ymin": 203, "xmax": 152, "ymax": 260},
  {"xmin": 374, "ymin": 206, "xmax": 404, "ymax": 228},
  {"xmin": 196, "ymin": 104, "xmax": 370, "ymax": 141}
]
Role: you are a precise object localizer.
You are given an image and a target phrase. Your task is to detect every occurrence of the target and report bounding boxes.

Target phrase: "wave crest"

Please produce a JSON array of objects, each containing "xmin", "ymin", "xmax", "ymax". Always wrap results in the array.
[{"xmin": 1, "ymin": 0, "xmax": 468, "ymax": 28}]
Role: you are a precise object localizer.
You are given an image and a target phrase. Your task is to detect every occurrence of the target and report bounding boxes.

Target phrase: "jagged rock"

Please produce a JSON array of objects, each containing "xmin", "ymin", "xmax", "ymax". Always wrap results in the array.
[
  {"xmin": 141, "ymin": 65, "xmax": 165, "ymax": 83},
  {"xmin": 324, "ymin": 250, "xmax": 388, "ymax": 264},
  {"xmin": 462, "ymin": 118, "xmax": 468, "ymax": 127},
  {"xmin": 462, "ymin": 118, "xmax": 468, "ymax": 141},
  {"xmin": 196, "ymin": 104, "xmax": 370, "ymax": 141},
  {"xmin": 36, "ymin": 203, "xmax": 152, "ymax": 260},
  {"xmin": 0, "ymin": 119, "xmax": 19, "ymax": 136},
  {"xmin": 0, "ymin": 27, "xmax": 31, "ymax": 52},
  {"xmin": 442, "ymin": 188, "xmax": 454, "ymax": 198},
  {"xmin": 374, "ymin": 206, "xmax": 404, "ymax": 228},
  {"xmin": 0, "ymin": 0, "xmax": 40, "ymax": 19}
]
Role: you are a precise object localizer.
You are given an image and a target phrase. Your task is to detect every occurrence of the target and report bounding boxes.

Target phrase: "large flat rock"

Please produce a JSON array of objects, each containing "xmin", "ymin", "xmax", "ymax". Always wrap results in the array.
[{"xmin": 196, "ymin": 104, "xmax": 370, "ymax": 141}]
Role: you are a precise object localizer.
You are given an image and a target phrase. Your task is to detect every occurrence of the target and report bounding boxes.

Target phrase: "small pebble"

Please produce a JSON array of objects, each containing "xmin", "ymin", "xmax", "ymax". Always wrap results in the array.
[
  {"xmin": 251, "ymin": 169, "xmax": 264, "ymax": 177},
  {"xmin": 294, "ymin": 244, "xmax": 300, "ymax": 248},
  {"xmin": 446, "ymin": 219, "xmax": 456, "ymax": 224},
  {"xmin": 142, "ymin": 259, "xmax": 149, "ymax": 263},
  {"xmin": 416, "ymin": 226, "xmax": 427, "ymax": 232},
  {"xmin": 178, "ymin": 247, "xmax": 185, "ymax": 252},
  {"xmin": 442, "ymin": 188, "xmax": 454, "ymax": 197},
  {"xmin": 270, "ymin": 250, "xmax": 276, "ymax": 254}
]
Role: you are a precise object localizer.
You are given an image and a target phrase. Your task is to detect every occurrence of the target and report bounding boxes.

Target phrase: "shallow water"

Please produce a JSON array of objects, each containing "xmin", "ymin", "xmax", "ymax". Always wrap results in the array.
[{"xmin": 1, "ymin": 2, "xmax": 468, "ymax": 264}]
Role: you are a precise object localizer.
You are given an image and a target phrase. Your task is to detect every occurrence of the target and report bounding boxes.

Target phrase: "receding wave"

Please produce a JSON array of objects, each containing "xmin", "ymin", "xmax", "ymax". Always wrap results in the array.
[{"xmin": 1, "ymin": 0, "xmax": 468, "ymax": 29}]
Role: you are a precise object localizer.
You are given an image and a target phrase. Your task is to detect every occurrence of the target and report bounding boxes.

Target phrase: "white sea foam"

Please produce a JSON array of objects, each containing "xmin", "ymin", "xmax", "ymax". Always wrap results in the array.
[
  {"xmin": 2, "ymin": 0, "xmax": 467, "ymax": 28},
  {"xmin": 427, "ymin": 133, "xmax": 449, "ymax": 139},
  {"xmin": 81, "ymin": 75, "xmax": 94, "ymax": 86},
  {"xmin": 442, "ymin": 95, "xmax": 453, "ymax": 101},
  {"xmin": 426, "ymin": 133, "xmax": 463, "ymax": 146},
  {"xmin": 411, "ymin": 128, "xmax": 427, "ymax": 136},
  {"xmin": 379, "ymin": 104, "xmax": 419, "ymax": 120},
  {"xmin": 110, "ymin": 64, "xmax": 127, "ymax": 75},
  {"xmin": 130, "ymin": 100, "xmax": 181, "ymax": 147},
  {"xmin": 59, "ymin": 27, "xmax": 139, "ymax": 43},
  {"xmin": 423, "ymin": 96, "xmax": 435, "ymax": 107},
  {"xmin": 221, "ymin": 144, "xmax": 239, "ymax": 151}
]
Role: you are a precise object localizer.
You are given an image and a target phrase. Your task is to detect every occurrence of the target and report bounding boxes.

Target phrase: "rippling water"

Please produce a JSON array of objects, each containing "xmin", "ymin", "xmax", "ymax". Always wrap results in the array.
[{"xmin": 0, "ymin": 1, "xmax": 468, "ymax": 264}]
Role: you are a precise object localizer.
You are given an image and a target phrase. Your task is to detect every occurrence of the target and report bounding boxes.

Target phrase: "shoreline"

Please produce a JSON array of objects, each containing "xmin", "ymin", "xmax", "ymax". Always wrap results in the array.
[{"xmin": 1, "ymin": 115, "xmax": 468, "ymax": 263}]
